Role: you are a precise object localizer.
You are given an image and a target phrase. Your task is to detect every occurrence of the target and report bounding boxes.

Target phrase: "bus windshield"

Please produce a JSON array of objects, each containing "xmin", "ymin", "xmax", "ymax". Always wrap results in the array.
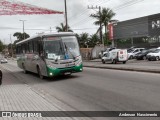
[{"xmin": 44, "ymin": 36, "xmax": 80, "ymax": 60}]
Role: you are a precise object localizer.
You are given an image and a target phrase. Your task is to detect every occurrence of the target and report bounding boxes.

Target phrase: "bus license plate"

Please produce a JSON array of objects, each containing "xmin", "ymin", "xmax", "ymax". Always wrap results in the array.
[
  {"xmin": 65, "ymin": 63, "xmax": 75, "ymax": 67},
  {"xmin": 64, "ymin": 72, "xmax": 71, "ymax": 75}
]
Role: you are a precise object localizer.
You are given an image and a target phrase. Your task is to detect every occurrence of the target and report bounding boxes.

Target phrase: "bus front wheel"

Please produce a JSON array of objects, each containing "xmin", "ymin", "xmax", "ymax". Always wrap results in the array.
[{"xmin": 37, "ymin": 66, "xmax": 44, "ymax": 79}]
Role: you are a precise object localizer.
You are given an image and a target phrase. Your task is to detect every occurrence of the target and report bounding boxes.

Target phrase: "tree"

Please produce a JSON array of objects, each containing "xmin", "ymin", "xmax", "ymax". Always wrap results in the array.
[
  {"xmin": 56, "ymin": 23, "xmax": 73, "ymax": 32},
  {"xmin": 13, "ymin": 32, "xmax": 30, "ymax": 43},
  {"xmin": 90, "ymin": 7, "xmax": 116, "ymax": 45},
  {"xmin": 88, "ymin": 34, "xmax": 100, "ymax": 47},
  {"xmin": 78, "ymin": 33, "xmax": 90, "ymax": 48},
  {"xmin": 0, "ymin": 40, "xmax": 4, "ymax": 52}
]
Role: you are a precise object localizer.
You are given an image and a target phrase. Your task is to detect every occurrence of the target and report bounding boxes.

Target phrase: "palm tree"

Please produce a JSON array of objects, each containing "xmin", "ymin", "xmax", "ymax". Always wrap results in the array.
[
  {"xmin": 13, "ymin": 32, "xmax": 30, "ymax": 42},
  {"xmin": 89, "ymin": 34, "xmax": 100, "ymax": 47},
  {"xmin": 78, "ymin": 33, "xmax": 90, "ymax": 48},
  {"xmin": 90, "ymin": 8, "xmax": 116, "ymax": 45},
  {"xmin": 56, "ymin": 23, "xmax": 73, "ymax": 32}
]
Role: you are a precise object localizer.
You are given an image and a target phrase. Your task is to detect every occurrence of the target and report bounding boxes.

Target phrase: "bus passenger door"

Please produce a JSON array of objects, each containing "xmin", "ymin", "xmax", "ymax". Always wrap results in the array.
[{"xmin": 36, "ymin": 40, "xmax": 47, "ymax": 76}]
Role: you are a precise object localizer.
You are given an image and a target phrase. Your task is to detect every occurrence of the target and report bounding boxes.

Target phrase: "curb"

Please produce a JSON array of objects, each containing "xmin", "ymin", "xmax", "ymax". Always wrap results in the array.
[{"xmin": 84, "ymin": 65, "xmax": 160, "ymax": 74}]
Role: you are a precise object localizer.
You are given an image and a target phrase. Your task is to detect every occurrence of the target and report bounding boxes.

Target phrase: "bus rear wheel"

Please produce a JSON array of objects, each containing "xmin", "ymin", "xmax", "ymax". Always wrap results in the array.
[{"xmin": 37, "ymin": 66, "xmax": 44, "ymax": 79}]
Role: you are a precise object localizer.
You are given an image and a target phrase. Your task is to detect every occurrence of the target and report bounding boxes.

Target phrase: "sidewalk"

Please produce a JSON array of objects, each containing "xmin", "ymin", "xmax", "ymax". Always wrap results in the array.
[
  {"xmin": 83, "ymin": 59, "xmax": 160, "ymax": 73},
  {"xmin": 0, "ymin": 65, "xmax": 91, "ymax": 119},
  {"xmin": 0, "ymin": 66, "xmax": 64, "ymax": 112}
]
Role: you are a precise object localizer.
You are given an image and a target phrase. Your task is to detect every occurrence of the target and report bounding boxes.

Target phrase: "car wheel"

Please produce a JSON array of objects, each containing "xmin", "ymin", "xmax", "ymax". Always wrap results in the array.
[
  {"xmin": 113, "ymin": 59, "xmax": 117, "ymax": 64},
  {"xmin": 130, "ymin": 55, "xmax": 133, "ymax": 59},
  {"xmin": 102, "ymin": 59, "xmax": 105, "ymax": 64},
  {"xmin": 156, "ymin": 56, "xmax": 159, "ymax": 61},
  {"xmin": 37, "ymin": 66, "xmax": 44, "ymax": 79},
  {"xmin": 143, "ymin": 56, "xmax": 146, "ymax": 60},
  {"xmin": 123, "ymin": 61, "xmax": 126, "ymax": 64}
]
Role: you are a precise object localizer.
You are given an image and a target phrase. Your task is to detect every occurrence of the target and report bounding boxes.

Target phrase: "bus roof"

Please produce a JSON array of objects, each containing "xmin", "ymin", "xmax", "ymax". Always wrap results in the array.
[{"xmin": 16, "ymin": 32, "xmax": 75, "ymax": 45}]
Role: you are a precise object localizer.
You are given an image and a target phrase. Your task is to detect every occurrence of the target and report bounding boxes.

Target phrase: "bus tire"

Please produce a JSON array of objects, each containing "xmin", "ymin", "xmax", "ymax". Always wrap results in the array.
[
  {"xmin": 37, "ymin": 66, "xmax": 44, "ymax": 79},
  {"xmin": 22, "ymin": 63, "xmax": 27, "ymax": 74}
]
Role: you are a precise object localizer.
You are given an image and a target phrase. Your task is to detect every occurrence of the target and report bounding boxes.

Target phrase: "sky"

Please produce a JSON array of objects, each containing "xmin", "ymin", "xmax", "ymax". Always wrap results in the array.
[{"xmin": 0, "ymin": 0, "xmax": 160, "ymax": 44}]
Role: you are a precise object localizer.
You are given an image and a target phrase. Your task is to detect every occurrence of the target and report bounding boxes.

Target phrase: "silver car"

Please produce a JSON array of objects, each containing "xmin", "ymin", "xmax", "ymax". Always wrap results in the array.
[{"xmin": 0, "ymin": 58, "xmax": 8, "ymax": 64}]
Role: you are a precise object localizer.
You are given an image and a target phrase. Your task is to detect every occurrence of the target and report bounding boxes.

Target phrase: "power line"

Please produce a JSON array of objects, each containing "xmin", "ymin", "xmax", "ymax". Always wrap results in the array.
[
  {"xmin": 0, "ymin": 27, "xmax": 49, "ymax": 30},
  {"xmin": 69, "ymin": 0, "xmax": 113, "ymax": 25},
  {"xmin": 113, "ymin": 0, "xmax": 145, "ymax": 11},
  {"xmin": 71, "ymin": 0, "xmax": 146, "ymax": 27},
  {"xmin": 96, "ymin": 0, "xmax": 111, "ymax": 6}
]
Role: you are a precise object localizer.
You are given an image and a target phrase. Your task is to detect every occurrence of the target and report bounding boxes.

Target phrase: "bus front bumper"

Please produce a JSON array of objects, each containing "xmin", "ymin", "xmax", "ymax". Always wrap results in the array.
[{"xmin": 47, "ymin": 64, "xmax": 83, "ymax": 77}]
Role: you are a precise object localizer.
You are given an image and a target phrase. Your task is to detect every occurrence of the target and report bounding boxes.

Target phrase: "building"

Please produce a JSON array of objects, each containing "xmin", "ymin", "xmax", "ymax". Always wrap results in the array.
[{"xmin": 113, "ymin": 13, "xmax": 160, "ymax": 48}]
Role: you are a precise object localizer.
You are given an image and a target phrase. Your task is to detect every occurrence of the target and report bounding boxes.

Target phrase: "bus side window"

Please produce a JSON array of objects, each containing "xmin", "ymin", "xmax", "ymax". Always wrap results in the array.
[
  {"xmin": 38, "ymin": 40, "xmax": 43, "ymax": 56},
  {"xmin": 33, "ymin": 39, "xmax": 38, "ymax": 54},
  {"xmin": 16, "ymin": 45, "xmax": 21, "ymax": 54},
  {"xmin": 29, "ymin": 41, "xmax": 33, "ymax": 53},
  {"xmin": 26, "ymin": 42, "xmax": 29, "ymax": 53},
  {"xmin": 21, "ymin": 43, "xmax": 25, "ymax": 54}
]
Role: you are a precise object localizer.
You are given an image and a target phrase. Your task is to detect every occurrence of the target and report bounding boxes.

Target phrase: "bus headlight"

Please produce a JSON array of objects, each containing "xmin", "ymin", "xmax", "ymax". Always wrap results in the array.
[
  {"xmin": 46, "ymin": 61, "xmax": 56, "ymax": 69},
  {"xmin": 47, "ymin": 65, "xmax": 56, "ymax": 70},
  {"xmin": 76, "ymin": 61, "xmax": 82, "ymax": 66},
  {"xmin": 49, "ymin": 72, "xmax": 53, "ymax": 76}
]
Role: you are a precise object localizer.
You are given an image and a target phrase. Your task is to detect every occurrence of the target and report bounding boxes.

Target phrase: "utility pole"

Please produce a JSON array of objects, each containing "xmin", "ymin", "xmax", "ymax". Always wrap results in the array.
[
  {"xmin": 64, "ymin": 0, "xmax": 68, "ymax": 31},
  {"xmin": 50, "ymin": 27, "xmax": 52, "ymax": 33},
  {"xmin": 19, "ymin": 20, "xmax": 26, "ymax": 40},
  {"xmin": 88, "ymin": 5, "xmax": 103, "ymax": 46}
]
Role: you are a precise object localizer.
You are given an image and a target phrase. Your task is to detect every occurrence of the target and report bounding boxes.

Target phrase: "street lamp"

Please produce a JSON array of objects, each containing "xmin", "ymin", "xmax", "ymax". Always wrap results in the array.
[
  {"xmin": 64, "ymin": 0, "xmax": 68, "ymax": 31},
  {"xmin": 9, "ymin": 34, "xmax": 13, "ymax": 58},
  {"xmin": 19, "ymin": 20, "xmax": 26, "ymax": 39}
]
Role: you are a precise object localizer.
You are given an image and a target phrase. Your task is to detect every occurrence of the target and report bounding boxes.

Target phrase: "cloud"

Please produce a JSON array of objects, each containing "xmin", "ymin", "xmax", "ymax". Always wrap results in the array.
[{"xmin": 0, "ymin": 0, "xmax": 160, "ymax": 44}]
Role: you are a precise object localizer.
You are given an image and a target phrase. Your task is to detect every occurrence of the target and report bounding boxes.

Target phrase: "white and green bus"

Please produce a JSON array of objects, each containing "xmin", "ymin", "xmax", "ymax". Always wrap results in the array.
[{"xmin": 16, "ymin": 32, "xmax": 83, "ymax": 79}]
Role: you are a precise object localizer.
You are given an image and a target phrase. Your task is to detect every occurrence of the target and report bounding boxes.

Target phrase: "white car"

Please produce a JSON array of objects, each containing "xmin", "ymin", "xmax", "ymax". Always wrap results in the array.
[
  {"xmin": 101, "ymin": 49, "xmax": 128, "ymax": 64},
  {"xmin": 128, "ymin": 48, "xmax": 145, "ymax": 59},
  {"xmin": 147, "ymin": 48, "xmax": 160, "ymax": 61},
  {"xmin": 99, "ymin": 47, "xmax": 116, "ymax": 58}
]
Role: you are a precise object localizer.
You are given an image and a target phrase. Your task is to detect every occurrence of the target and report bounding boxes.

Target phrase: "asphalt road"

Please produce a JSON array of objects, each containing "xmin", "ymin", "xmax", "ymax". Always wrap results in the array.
[{"xmin": 1, "ymin": 60, "xmax": 160, "ymax": 120}]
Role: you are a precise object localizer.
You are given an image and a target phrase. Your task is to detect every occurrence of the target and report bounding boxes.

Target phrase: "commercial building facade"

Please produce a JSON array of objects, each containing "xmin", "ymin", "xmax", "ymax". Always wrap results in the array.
[{"xmin": 113, "ymin": 13, "xmax": 160, "ymax": 48}]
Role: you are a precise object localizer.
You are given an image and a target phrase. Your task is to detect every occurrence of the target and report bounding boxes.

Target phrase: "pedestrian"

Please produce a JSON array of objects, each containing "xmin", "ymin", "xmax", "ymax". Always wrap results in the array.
[{"xmin": 0, "ymin": 70, "xmax": 2, "ymax": 85}]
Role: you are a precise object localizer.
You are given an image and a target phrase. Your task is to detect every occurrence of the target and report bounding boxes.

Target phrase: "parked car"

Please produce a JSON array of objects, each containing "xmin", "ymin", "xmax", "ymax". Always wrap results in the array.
[
  {"xmin": 102, "ymin": 47, "xmax": 116, "ymax": 55},
  {"xmin": 127, "ymin": 46, "xmax": 138, "ymax": 53},
  {"xmin": 0, "ymin": 58, "xmax": 8, "ymax": 64},
  {"xmin": 99, "ymin": 47, "xmax": 116, "ymax": 58},
  {"xmin": 128, "ymin": 48, "xmax": 145, "ymax": 59},
  {"xmin": 147, "ymin": 48, "xmax": 160, "ymax": 61},
  {"xmin": 101, "ymin": 49, "xmax": 128, "ymax": 64},
  {"xmin": 135, "ymin": 48, "xmax": 157, "ymax": 60},
  {"xmin": 0, "ymin": 70, "xmax": 2, "ymax": 85}
]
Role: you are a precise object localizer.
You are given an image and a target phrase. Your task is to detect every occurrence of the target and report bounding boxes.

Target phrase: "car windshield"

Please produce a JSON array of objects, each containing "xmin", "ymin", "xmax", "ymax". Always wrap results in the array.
[
  {"xmin": 44, "ymin": 36, "xmax": 80, "ymax": 60},
  {"xmin": 152, "ymin": 49, "xmax": 160, "ymax": 53},
  {"xmin": 141, "ymin": 49, "xmax": 148, "ymax": 53},
  {"xmin": 128, "ymin": 49, "xmax": 134, "ymax": 53}
]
